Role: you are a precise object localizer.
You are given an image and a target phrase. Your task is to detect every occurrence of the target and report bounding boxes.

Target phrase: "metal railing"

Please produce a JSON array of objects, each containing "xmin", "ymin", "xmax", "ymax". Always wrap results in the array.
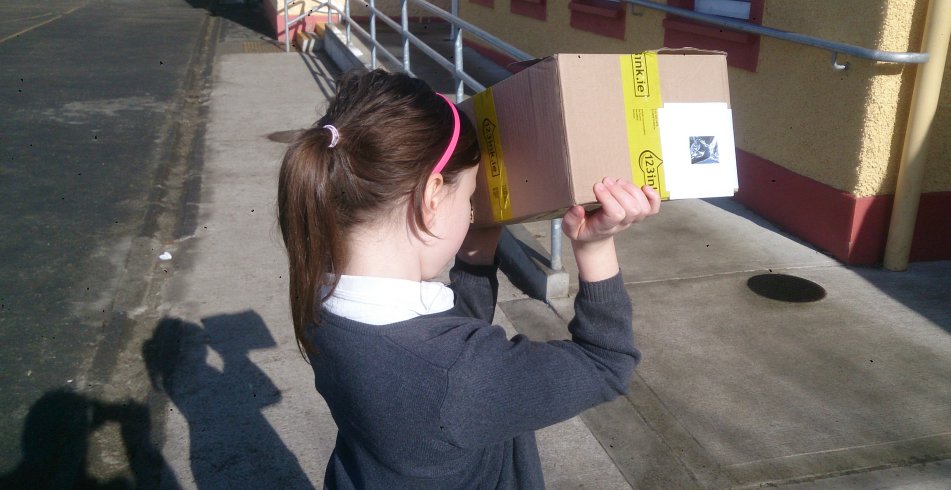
[{"xmin": 282, "ymin": 0, "xmax": 532, "ymax": 95}]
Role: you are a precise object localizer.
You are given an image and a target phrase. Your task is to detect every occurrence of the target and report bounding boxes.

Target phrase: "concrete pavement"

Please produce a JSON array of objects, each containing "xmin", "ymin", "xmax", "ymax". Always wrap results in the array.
[{"xmin": 149, "ymin": 13, "xmax": 951, "ymax": 489}]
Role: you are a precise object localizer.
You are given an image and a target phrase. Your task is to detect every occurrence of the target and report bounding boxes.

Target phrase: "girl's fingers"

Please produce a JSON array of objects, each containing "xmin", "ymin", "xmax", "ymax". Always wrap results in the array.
[
  {"xmin": 610, "ymin": 179, "xmax": 650, "ymax": 224},
  {"xmin": 561, "ymin": 204, "xmax": 586, "ymax": 239},
  {"xmin": 642, "ymin": 184, "xmax": 662, "ymax": 215},
  {"xmin": 594, "ymin": 179, "xmax": 626, "ymax": 223},
  {"xmin": 569, "ymin": 178, "xmax": 662, "ymax": 244}
]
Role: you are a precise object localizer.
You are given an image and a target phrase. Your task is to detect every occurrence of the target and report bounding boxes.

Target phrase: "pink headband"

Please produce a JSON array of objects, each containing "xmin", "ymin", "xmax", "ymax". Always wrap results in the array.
[{"xmin": 432, "ymin": 93, "xmax": 460, "ymax": 174}]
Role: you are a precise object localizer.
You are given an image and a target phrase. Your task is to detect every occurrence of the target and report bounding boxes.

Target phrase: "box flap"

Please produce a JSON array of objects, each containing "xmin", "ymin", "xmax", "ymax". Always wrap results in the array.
[
  {"xmin": 507, "ymin": 57, "xmax": 549, "ymax": 73},
  {"xmin": 556, "ymin": 54, "xmax": 634, "ymax": 204},
  {"xmin": 459, "ymin": 56, "xmax": 574, "ymax": 224}
]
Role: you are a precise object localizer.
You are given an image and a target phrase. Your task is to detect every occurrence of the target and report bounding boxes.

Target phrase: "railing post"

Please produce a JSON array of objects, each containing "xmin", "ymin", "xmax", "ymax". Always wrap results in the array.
[
  {"xmin": 450, "ymin": 0, "xmax": 459, "ymax": 42},
  {"xmin": 369, "ymin": 0, "xmax": 378, "ymax": 69},
  {"xmin": 550, "ymin": 219, "xmax": 563, "ymax": 271},
  {"xmin": 401, "ymin": 0, "xmax": 410, "ymax": 71},
  {"xmin": 452, "ymin": 0, "xmax": 463, "ymax": 101},
  {"xmin": 283, "ymin": 0, "xmax": 290, "ymax": 52},
  {"xmin": 344, "ymin": 0, "xmax": 351, "ymax": 46}
]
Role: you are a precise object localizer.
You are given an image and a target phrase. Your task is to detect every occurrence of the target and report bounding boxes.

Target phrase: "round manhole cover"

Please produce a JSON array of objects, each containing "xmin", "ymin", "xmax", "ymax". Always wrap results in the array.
[{"xmin": 747, "ymin": 273, "xmax": 826, "ymax": 303}]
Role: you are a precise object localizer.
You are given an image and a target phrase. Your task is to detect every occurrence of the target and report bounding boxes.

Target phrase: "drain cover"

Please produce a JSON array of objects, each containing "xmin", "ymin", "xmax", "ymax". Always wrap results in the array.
[{"xmin": 747, "ymin": 273, "xmax": 826, "ymax": 303}]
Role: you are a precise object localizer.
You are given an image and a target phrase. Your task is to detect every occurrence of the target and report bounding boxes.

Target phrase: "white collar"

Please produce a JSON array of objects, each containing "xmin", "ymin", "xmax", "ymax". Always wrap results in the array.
[{"xmin": 323, "ymin": 275, "xmax": 455, "ymax": 325}]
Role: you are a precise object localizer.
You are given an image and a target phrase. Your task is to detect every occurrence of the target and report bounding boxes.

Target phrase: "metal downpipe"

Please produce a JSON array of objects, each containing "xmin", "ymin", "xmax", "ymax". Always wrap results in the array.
[{"xmin": 883, "ymin": 0, "xmax": 951, "ymax": 271}]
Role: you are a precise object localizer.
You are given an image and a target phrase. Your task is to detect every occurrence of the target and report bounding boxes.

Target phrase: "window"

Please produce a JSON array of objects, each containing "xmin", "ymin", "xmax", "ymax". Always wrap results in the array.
[
  {"xmin": 694, "ymin": 0, "xmax": 751, "ymax": 19},
  {"xmin": 663, "ymin": 0, "xmax": 764, "ymax": 71},
  {"xmin": 568, "ymin": 0, "xmax": 627, "ymax": 40},
  {"xmin": 512, "ymin": 0, "xmax": 547, "ymax": 21}
]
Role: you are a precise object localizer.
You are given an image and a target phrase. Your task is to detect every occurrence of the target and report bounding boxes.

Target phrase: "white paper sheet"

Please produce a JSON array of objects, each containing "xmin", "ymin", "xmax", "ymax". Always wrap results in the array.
[{"xmin": 657, "ymin": 103, "xmax": 738, "ymax": 199}]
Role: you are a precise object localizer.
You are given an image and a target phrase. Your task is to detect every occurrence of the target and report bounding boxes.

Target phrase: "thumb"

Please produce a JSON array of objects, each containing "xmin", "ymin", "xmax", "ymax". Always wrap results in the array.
[{"xmin": 562, "ymin": 205, "xmax": 585, "ymax": 237}]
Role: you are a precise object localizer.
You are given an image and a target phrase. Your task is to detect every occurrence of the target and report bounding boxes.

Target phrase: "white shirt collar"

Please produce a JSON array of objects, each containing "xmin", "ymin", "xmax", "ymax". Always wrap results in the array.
[{"xmin": 323, "ymin": 275, "xmax": 455, "ymax": 326}]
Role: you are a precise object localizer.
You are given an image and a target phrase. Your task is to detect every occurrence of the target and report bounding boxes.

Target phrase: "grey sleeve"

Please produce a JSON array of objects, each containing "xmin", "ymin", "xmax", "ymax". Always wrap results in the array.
[
  {"xmin": 439, "ymin": 272, "xmax": 639, "ymax": 449},
  {"xmin": 448, "ymin": 258, "xmax": 499, "ymax": 324}
]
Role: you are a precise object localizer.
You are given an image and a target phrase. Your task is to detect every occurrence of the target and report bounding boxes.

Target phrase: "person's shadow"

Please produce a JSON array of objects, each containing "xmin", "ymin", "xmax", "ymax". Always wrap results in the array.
[
  {"xmin": 143, "ymin": 311, "xmax": 313, "ymax": 489},
  {"xmin": 184, "ymin": 0, "xmax": 275, "ymax": 40},
  {"xmin": 0, "ymin": 389, "xmax": 172, "ymax": 489}
]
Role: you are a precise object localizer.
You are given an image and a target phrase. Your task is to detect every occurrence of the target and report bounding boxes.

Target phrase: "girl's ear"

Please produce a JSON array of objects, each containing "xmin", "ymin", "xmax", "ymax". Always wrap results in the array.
[{"xmin": 422, "ymin": 172, "xmax": 445, "ymax": 228}]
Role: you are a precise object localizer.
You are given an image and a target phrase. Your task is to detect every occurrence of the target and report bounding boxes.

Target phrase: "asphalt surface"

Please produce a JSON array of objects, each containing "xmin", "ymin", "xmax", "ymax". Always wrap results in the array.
[{"xmin": 0, "ymin": 0, "xmax": 217, "ymax": 483}]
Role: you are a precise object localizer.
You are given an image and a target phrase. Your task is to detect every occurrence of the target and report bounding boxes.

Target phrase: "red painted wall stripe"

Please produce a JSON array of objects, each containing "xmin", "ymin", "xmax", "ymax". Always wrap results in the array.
[{"xmin": 735, "ymin": 149, "xmax": 950, "ymax": 265}]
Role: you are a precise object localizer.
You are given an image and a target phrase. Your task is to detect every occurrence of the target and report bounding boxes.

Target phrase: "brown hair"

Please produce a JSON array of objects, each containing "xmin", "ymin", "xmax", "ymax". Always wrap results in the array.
[{"xmin": 277, "ymin": 70, "xmax": 480, "ymax": 357}]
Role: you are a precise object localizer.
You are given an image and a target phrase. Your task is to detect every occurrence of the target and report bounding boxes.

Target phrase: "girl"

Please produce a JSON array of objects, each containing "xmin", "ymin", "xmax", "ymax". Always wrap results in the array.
[{"xmin": 278, "ymin": 70, "xmax": 660, "ymax": 489}]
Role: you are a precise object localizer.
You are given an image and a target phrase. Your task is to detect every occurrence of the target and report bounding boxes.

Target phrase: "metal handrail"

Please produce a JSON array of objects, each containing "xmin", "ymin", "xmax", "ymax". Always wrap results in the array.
[
  {"xmin": 626, "ymin": 0, "xmax": 929, "ymax": 68},
  {"xmin": 412, "ymin": 0, "xmax": 533, "ymax": 62},
  {"xmin": 358, "ymin": 2, "xmax": 486, "ymax": 90},
  {"xmin": 282, "ymin": 0, "xmax": 532, "ymax": 86},
  {"xmin": 282, "ymin": 0, "xmax": 333, "ymax": 53}
]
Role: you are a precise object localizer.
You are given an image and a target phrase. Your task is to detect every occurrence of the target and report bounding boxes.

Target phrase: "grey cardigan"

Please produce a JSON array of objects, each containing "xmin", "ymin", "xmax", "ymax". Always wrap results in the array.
[{"xmin": 306, "ymin": 260, "xmax": 639, "ymax": 489}]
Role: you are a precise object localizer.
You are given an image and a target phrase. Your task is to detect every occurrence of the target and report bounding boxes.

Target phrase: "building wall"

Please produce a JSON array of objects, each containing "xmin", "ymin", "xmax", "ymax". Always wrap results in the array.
[{"xmin": 458, "ymin": 1, "xmax": 949, "ymax": 264}]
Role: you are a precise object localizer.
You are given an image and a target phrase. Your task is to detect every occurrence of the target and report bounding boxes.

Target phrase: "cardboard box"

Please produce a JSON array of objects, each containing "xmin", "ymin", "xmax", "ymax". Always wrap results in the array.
[{"xmin": 458, "ymin": 49, "xmax": 738, "ymax": 226}]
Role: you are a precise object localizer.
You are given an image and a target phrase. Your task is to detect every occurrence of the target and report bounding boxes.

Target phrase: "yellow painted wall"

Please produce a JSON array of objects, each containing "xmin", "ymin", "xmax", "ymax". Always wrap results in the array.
[
  {"xmin": 458, "ymin": 1, "xmax": 950, "ymax": 197},
  {"xmin": 459, "ymin": 3, "xmax": 665, "ymax": 55}
]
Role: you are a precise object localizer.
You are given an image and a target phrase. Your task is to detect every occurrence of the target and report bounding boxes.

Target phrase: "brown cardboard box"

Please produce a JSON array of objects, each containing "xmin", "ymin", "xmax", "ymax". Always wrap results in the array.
[{"xmin": 458, "ymin": 50, "xmax": 737, "ymax": 226}]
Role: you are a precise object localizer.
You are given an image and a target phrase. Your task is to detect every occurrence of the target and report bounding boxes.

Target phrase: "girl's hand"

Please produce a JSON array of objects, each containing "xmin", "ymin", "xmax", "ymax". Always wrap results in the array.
[
  {"xmin": 562, "ymin": 178, "xmax": 661, "ymax": 282},
  {"xmin": 562, "ymin": 178, "xmax": 661, "ymax": 244},
  {"xmin": 457, "ymin": 226, "xmax": 503, "ymax": 266}
]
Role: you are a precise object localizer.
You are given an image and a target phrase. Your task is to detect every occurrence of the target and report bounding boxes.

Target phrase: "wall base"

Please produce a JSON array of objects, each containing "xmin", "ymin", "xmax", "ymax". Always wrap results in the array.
[{"xmin": 735, "ymin": 150, "xmax": 951, "ymax": 266}]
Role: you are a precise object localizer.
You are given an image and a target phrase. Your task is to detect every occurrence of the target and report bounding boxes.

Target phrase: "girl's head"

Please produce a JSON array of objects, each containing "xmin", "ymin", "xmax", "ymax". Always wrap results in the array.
[{"xmin": 278, "ymin": 70, "xmax": 480, "ymax": 352}]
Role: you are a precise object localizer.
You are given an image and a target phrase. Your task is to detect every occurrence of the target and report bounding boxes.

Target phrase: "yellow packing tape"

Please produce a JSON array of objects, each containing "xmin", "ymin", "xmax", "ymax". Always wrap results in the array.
[
  {"xmin": 620, "ymin": 53, "xmax": 670, "ymax": 200},
  {"xmin": 472, "ymin": 88, "xmax": 512, "ymax": 222}
]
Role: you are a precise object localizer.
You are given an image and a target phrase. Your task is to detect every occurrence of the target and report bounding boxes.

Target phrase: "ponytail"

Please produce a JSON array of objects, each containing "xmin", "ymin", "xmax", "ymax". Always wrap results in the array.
[{"xmin": 277, "ymin": 127, "xmax": 344, "ymax": 358}]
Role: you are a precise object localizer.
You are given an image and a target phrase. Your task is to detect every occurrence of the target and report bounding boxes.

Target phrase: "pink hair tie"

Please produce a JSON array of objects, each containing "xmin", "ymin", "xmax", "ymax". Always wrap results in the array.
[
  {"xmin": 432, "ymin": 93, "xmax": 460, "ymax": 174},
  {"xmin": 323, "ymin": 124, "xmax": 340, "ymax": 148}
]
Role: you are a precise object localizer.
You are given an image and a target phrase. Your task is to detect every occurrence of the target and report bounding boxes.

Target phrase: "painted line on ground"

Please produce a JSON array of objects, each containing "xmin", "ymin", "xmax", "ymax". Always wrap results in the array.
[{"xmin": 0, "ymin": 3, "xmax": 88, "ymax": 45}]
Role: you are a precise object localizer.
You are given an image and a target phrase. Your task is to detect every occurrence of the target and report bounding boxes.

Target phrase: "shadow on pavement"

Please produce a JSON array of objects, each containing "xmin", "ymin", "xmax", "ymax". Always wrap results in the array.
[
  {"xmin": 185, "ymin": 0, "xmax": 273, "ymax": 40},
  {"xmin": 143, "ymin": 311, "xmax": 313, "ymax": 489},
  {"xmin": 702, "ymin": 196, "xmax": 805, "ymax": 239},
  {"xmin": 0, "ymin": 389, "xmax": 172, "ymax": 489},
  {"xmin": 853, "ymin": 261, "xmax": 951, "ymax": 335},
  {"xmin": 299, "ymin": 50, "xmax": 342, "ymax": 101},
  {"xmin": 704, "ymin": 196, "xmax": 951, "ymax": 335}
]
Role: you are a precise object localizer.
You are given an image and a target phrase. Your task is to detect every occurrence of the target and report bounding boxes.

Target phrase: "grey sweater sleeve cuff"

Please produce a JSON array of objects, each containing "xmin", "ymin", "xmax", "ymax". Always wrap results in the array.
[
  {"xmin": 576, "ymin": 271, "xmax": 626, "ymax": 303},
  {"xmin": 448, "ymin": 258, "xmax": 501, "ymax": 323}
]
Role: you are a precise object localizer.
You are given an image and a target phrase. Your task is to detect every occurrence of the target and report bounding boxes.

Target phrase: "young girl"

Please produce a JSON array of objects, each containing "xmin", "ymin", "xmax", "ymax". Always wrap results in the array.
[{"xmin": 278, "ymin": 70, "xmax": 660, "ymax": 489}]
